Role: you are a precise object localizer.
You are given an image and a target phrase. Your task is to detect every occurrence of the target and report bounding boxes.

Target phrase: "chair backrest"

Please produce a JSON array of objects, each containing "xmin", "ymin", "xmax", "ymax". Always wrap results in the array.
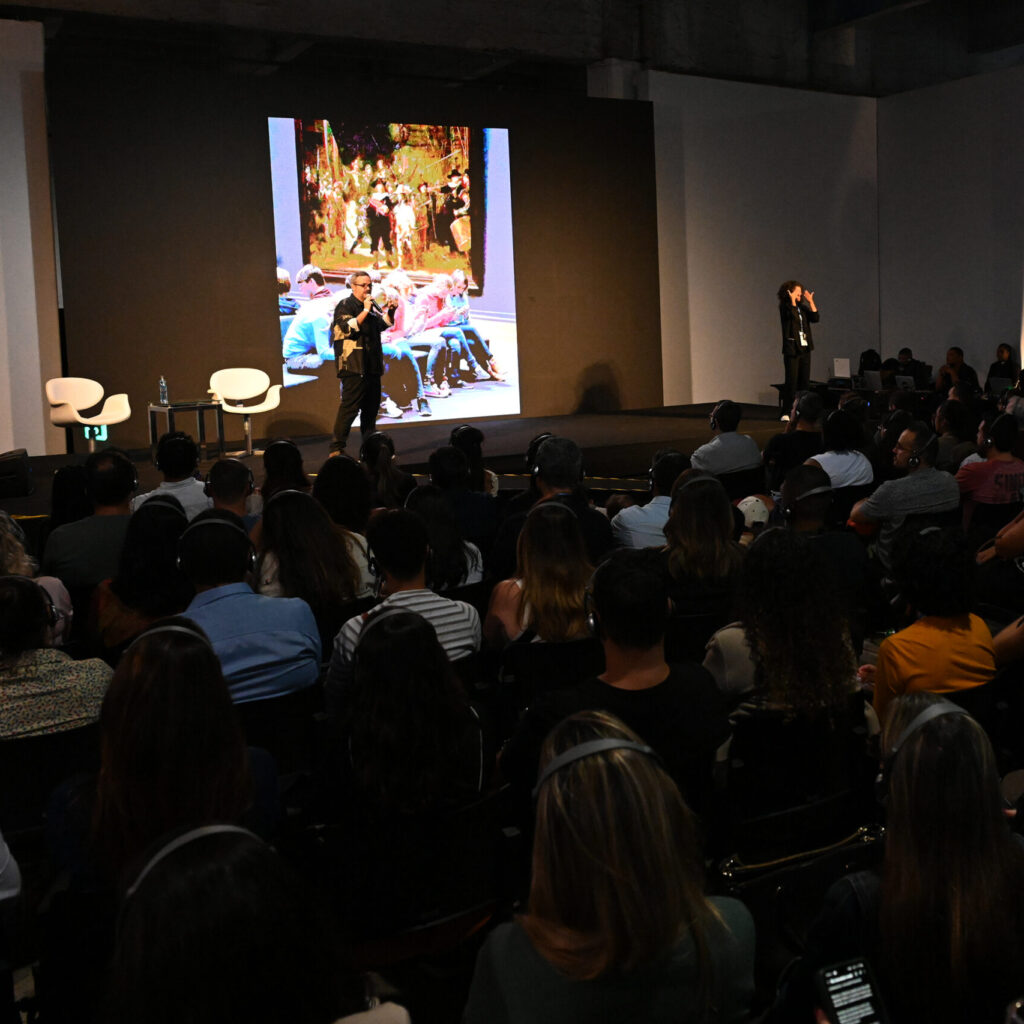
[
  {"xmin": 45, "ymin": 377, "xmax": 103, "ymax": 412},
  {"xmin": 0, "ymin": 723, "xmax": 100, "ymax": 836},
  {"xmin": 716, "ymin": 465, "xmax": 766, "ymax": 502},
  {"xmin": 498, "ymin": 636, "xmax": 605, "ymax": 711},
  {"xmin": 233, "ymin": 684, "xmax": 324, "ymax": 775},
  {"xmin": 209, "ymin": 368, "xmax": 271, "ymax": 402}
]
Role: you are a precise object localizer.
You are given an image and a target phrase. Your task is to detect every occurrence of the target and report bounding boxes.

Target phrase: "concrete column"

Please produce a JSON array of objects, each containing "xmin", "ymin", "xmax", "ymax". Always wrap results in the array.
[{"xmin": 0, "ymin": 19, "xmax": 63, "ymax": 456}]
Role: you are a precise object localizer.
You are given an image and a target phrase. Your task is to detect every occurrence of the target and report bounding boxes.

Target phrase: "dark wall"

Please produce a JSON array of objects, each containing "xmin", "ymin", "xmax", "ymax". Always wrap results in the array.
[{"xmin": 47, "ymin": 58, "xmax": 662, "ymax": 450}]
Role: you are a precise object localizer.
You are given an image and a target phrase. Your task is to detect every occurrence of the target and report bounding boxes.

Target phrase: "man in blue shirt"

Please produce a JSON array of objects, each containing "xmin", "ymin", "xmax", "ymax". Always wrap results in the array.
[
  {"xmin": 611, "ymin": 449, "xmax": 691, "ymax": 548},
  {"xmin": 179, "ymin": 510, "xmax": 320, "ymax": 703}
]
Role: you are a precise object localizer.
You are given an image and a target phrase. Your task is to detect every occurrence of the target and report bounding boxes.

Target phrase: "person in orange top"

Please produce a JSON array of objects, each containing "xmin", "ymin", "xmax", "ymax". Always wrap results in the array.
[{"xmin": 871, "ymin": 525, "xmax": 994, "ymax": 725}]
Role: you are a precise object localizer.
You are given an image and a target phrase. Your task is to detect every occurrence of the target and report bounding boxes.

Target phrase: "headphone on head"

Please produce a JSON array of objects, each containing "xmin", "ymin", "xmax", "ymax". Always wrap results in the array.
[
  {"xmin": 264, "ymin": 438, "xmax": 300, "ymax": 459},
  {"xmin": 907, "ymin": 430, "xmax": 937, "ymax": 469},
  {"xmin": 782, "ymin": 484, "xmax": 833, "ymax": 520},
  {"xmin": 532, "ymin": 739, "xmax": 664, "ymax": 800},
  {"xmin": 874, "ymin": 699, "xmax": 968, "ymax": 805},
  {"xmin": 175, "ymin": 517, "xmax": 257, "ymax": 572},
  {"xmin": 6, "ymin": 575, "xmax": 59, "ymax": 628},
  {"xmin": 124, "ymin": 824, "xmax": 261, "ymax": 901},
  {"xmin": 124, "ymin": 622, "xmax": 213, "ymax": 653}
]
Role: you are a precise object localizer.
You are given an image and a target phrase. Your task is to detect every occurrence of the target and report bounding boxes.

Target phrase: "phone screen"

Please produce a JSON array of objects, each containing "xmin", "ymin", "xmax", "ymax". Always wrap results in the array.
[{"xmin": 815, "ymin": 958, "xmax": 889, "ymax": 1024}]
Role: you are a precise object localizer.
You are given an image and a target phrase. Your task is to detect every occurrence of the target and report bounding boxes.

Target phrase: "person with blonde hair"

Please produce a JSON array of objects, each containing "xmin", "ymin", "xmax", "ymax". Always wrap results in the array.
[
  {"xmin": 466, "ymin": 710, "xmax": 754, "ymax": 1023},
  {"xmin": 484, "ymin": 502, "xmax": 590, "ymax": 647}
]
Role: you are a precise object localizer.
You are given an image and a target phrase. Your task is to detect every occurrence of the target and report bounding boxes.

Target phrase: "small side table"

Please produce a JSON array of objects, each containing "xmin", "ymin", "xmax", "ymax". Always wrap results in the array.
[{"xmin": 148, "ymin": 401, "xmax": 226, "ymax": 463}]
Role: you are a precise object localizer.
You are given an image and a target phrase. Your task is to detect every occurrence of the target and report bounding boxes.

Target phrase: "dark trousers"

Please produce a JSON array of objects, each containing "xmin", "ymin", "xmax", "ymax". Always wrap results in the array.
[
  {"xmin": 782, "ymin": 350, "xmax": 812, "ymax": 410},
  {"xmin": 333, "ymin": 374, "xmax": 381, "ymax": 451}
]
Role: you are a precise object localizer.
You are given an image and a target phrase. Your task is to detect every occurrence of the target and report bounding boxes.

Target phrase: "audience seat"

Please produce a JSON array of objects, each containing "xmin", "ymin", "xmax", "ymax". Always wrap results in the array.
[
  {"xmin": 716, "ymin": 465, "xmax": 766, "ymax": 502},
  {"xmin": 497, "ymin": 637, "xmax": 605, "ymax": 718},
  {"xmin": 234, "ymin": 684, "xmax": 323, "ymax": 776}
]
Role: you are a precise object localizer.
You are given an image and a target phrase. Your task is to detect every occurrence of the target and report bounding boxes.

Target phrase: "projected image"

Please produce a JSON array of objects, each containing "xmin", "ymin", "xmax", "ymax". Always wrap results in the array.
[{"xmin": 268, "ymin": 119, "xmax": 519, "ymax": 424}]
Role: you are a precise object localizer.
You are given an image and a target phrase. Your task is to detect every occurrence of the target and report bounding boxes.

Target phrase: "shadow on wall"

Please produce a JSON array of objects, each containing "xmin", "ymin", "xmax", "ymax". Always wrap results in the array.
[{"xmin": 575, "ymin": 362, "xmax": 623, "ymax": 413}]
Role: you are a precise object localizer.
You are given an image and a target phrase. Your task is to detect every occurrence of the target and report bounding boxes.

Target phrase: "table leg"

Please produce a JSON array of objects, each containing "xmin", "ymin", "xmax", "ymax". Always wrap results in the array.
[
  {"xmin": 149, "ymin": 408, "xmax": 159, "ymax": 463},
  {"xmin": 215, "ymin": 406, "xmax": 225, "ymax": 458},
  {"xmin": 196, "ymin": 408, "xmax": 208, "ymax": 460}
]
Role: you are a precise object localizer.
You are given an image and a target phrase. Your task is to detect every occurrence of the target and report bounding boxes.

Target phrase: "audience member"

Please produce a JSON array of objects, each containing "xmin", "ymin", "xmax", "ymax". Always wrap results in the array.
[
  {"xmin": 360, "ymin": 431, "xmax": 416, "ymax": 509},
  {"xmin": 404, "ymin": 484, "xmax": 483, "ymax": 591},
  {"xmin": 312, "ymin": 454, "xmax": 374, "ymax": 597},
  {"xmin": 449, "ymin": 423, "xmax": 499, "ymax": 496},
  {"xmin": 90, "ymin": 495, "xmax": 193, "ymax": 661},
  {"xmin": 868, "ymin": 526, "xmax": 994, "ymax": 724},
  {"xmin": 895, "ymin": 346, "xmax": 929, "ymax": 388},
  {"xmin": 324, "ymin": 510, "xmax": 480, "ymax": 714},
  {"xmin": 179, "ymin": 510, "xmax": 320, "ymax": 703},
  {"xmin": 133, "ymin": 432, "xmax": 210, "ymax": 519},
  {"xmin": 806, "ymin": 409, "xmax": 874, "ymax": 488},
  {"xmin": 489, "ymin": 436, "xmax": 613, "ymax": 579},
  {"xmin": 610, "ymin": 448, "xmax": 690, "ymax": 548},
  {"xmin": 933, "ymin": 398, "xmax": 976, "ymax": 471},
  {"xmin": 779, "ymin": 465, "xmax": 874, "ymax": 649},
  {"xmin": 502, "ymin": 431, "xmax": 555, "ymax": 518},
  {"xmin": 500, "ymin": 549, "xmax": 729, "ymax": 822},
  {"xmin": 427, "ymin": 445, "xmax": 498, "ymax": 558},
  {"xmin": 484, "ymin": 502, "xmax": 591, "ymax": 648},
  {"xmin": 985, "ymin": 342, "xmax": 1018, "ymax": 394},
  {"xmin": 91, "ymin": 620, "xmax": 254, "ymax": 876},
  {"xmin": 936, "ymin": 345, "xmax": 979, "ymax": 393},
  {"xmin": 205, "ymin": 457, "xmax": 259, "ymax": 530},
  {"xmin": 468, "ymin": 711, "xmax": 754, "ymax": 1023},
  {"xmin": 768, "ymin": 694, "xmax": 1024, "ymax": 1024},
  {"xmin": 956, "ymin": 412, "xmax": 1024, "ymax": 532},
  {"xmin": 704, "ymin": 529, "xmax": 858, "ymax": 713},
  {"xmin": 255, "ymin": 489, "xmax": 361, "ymax": 659},
  {"xmin": 850, "ymin": 419, "xmax": 959, "ymax": 571},
  {"xmin": 1, "ymin": 511, "xmax": 72, "ymax": 645},
  {"xmin": 762, "ymin": 391, "xmax": 824, "ymax": 494},
  {"xmin": 106, "ymin": 827, "xmax": 385, "ymax": 1024},
  {"xmin": 662, "ymin": 473, "xmax": 743, "ymax": 619},
  {"xmin": 0, "ymin": 575, "xmax": 111, "ymax": 737},
  {"xmin": 690, "ymin": 400, "xmax": 761, "ymax": 475},
  {"xmin": 335, "ymin": 609, "xmax": 484, "ymax": 814},
  {"xmin": 260, "ymin": 438, "xmax": 311, "ymax": 504},
  {"xmin": 42, "ymin": 448, "xmax": 136, "ymax": 588}
]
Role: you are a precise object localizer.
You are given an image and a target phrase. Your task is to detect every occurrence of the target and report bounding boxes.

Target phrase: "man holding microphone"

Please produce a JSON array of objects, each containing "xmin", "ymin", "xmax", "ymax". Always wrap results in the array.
[{"xmin": 330, "ymin": 271, "xmax": 395, "ymax": 453}]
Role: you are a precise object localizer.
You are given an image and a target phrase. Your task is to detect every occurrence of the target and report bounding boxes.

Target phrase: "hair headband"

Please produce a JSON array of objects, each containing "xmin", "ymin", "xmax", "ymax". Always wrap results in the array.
[{"xmin": 532, "ymin": 739, "xmax": 660, "ymax": 799}]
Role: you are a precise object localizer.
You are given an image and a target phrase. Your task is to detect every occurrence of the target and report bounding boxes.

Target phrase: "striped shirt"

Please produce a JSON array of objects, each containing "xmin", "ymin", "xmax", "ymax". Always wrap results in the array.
[{"xmin": 324, "ymin": 589, "xmax": 481, "ymax": 716}]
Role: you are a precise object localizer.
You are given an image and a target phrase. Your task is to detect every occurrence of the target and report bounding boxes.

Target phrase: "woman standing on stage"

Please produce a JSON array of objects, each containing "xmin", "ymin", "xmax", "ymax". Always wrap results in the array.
[{"xmin": 778, "ymin": 280, "xmax": 819, "ymax": 410}]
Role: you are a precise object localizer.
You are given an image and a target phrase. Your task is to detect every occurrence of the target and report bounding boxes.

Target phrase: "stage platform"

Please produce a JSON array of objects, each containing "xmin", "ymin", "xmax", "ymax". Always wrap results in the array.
[{"xmin": 1, "ymin": 402, "xmax": 788, "ymax": 519}]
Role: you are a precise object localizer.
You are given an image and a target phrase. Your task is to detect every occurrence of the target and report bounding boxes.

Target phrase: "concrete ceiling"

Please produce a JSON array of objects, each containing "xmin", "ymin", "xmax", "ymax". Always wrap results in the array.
[{"xmin": 3, "ymin": 0, "xmax": 1024, "ymax": 96}]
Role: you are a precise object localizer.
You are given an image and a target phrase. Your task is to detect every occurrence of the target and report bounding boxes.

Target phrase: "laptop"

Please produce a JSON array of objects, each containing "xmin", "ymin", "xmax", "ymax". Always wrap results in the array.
[
  {"xmin": 863, "ymin": 370, "xmax": 882, "ymax": 391},
  {"xmin": 832, "ymin": 358, "xmax": 851, "ymax": 378},
  {"xmin": 894, "ymin": 375, "xmax": 915, "ymax": 391}
]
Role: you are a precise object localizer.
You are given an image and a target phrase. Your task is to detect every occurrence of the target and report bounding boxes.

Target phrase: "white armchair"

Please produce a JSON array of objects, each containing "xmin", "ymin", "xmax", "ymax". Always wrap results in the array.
[
  {"xmin": 209, "ymin": 368, "xmax": 282, "ymax": 456},
  {"xmin": 45, "ymin": 377, "xmax": 131, "ymax": 452}
]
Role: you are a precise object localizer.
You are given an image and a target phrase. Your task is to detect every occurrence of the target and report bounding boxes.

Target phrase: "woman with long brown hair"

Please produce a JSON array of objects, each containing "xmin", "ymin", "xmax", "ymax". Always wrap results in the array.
[
  {"xmin": 768, "ymin": 692, "xmax": 1024, "ymax": 1023},
  {"xmin": 662, "ymin": 473, "xmax": 744, "ymax": 619},
  {"xmin": 465, "ymin": 710, "xmax": 754, "ymax": 1022},
  {"xmin": 483, "ymin": 502, "xmax": 591, "ymax": 647}
]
